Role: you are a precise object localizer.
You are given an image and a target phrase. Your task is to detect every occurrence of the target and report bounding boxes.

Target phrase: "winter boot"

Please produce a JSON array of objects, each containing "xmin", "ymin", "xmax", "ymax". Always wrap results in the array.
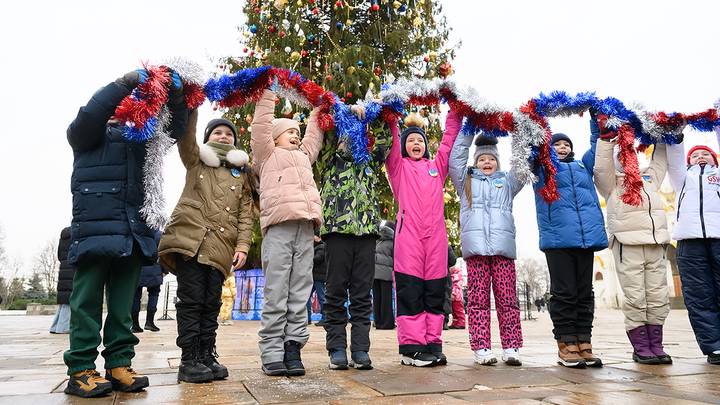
[
  {"xmin": 646, "ymin": 324, "xmax": 672, "ymax": 364},
  {"xmin": 557, "ymin": 341, "xmax": 586, "ymax": 368},
  {"xmin": 708, "ymin": 351, "xmax": 720, "ymax": 365},
  {"xmin": 328, "ymin": 349, "xmax": 349, "ymax": 370},
  {"xmin": 283, "ymin": 341, "xmax": 306, "ymax": 376},
  {"xmin": 105, "ymin": 367, "xmax": 149, "ymax": 392},
  {"xmin": 577, "ymin": 341, "xmax": 603, "ymax": 368},
  {"xmin": 131, "ymin": 312, "xmax": 143, "ymax": 333},
  {"xmin": 64, "ymin": 369, "xmax": 112, "ymax": 398},
  {"xmin": 627, "ymin": 326, "xmax": 660, "ymax": 364},
  {"xmin": 262, "ymin": 362, "xmax": 287, "ymax": 376},
  {"xmin": 400, "ymin": 352, "xmax": 438, "ymax": 367},
  {"xmin": 349, "ymin": 351, "xmax": 373, "ymax": 370},
  {"xmin": 144, "ymin": 310, "xmax": 160, "ymax": 332},
  {"xmin": 201, "ymin": 340, "xmax": 229, "ymax": 380},
  {"xmin": 177, "ymin": 340, "xmax": 214, "ymax": 383}
]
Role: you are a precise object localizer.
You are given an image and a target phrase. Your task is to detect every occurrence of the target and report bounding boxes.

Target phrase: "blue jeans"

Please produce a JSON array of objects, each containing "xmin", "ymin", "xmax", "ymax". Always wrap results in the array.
[{"xmin": 307, "ymin": 281, "xmax": 326, "ymax": 322}]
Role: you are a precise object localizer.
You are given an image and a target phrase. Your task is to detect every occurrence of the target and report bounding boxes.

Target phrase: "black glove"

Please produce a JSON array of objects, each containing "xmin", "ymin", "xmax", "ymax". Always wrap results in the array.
[
  {"xmin": 166, "ymin": 68, "xmax": 184, "ymax": 106},
  {"xmin": 114, "ymin": 69, "xmax": 147, "ymax": 91}
]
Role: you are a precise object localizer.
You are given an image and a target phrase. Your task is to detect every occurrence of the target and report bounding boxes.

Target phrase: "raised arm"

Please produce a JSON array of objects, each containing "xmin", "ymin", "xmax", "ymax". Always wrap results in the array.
[
  {"xmin": 234, "ymin": 179, "xmax": 254, "ymax": 254},
  {"xmin": 435, "ymin": 109, "xmax": 462, "ymax": 178},
  {"xmin": 67, "ymin": 81, "xmax": 132, "ymax": 152},
  {"xmin": 384, "ymin": 120, "xmax": 402, "ymax": 178},
  {"xmin": 593, "ymin": 138, "xmax": 616, "ymax": 200},
  {"xmin": 581, "ymin": 115, "xmax": 600, "ymax": 174},
  {"xmin": 301, "ymin": 107, "xmax": 324, "ymax": 163},
  {"xmin": 646, "ymin": 142, "xmax": 668, "ymax": 183},
  {"xmin": 666, "ymin": 136, "xmax": 686, "ymax": 192},
  {"xmin": 506, "ymin": 167, "xmax": 525, "ymax": 197},
  {"xmin": 448, "ymin": 131, "xmax": 473, "ymax": 192},
  {"xmin": 177, "ymin": 110, "xmax": 200, "ymax": 169},
  {"xmin": 251, "ymin": 89, "xmax": 277, "ymax": 166}
]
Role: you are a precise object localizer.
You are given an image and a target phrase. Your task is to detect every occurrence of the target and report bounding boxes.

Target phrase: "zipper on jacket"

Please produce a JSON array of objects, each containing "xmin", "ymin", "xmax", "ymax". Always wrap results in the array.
[
  {"xmin": 676, "ymin": 182, "xmax": 686, "ymax": 221},
  {"xmin": 569, "ymin": 165, "xmax": 587, "ymax": 246},
  {"xmin": 641, "ymin": 187, "xmax": 658, "ymax": 245},
  {"xmin": 699, "ymin": 165, "xmax": 707, "ymax": 238},
  {"xmin": 619, "ymin": 242, "xmax": 623, "ymax": 263},
  {"xmin": 398, "ymin": 210, "xmax": 405, "ymax": 233}
]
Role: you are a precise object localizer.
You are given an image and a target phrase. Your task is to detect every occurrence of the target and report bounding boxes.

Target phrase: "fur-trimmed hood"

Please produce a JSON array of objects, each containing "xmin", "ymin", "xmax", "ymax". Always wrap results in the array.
[{"xmin": 199, "ymin": 143, "xmax": 249, "ymax": 168}]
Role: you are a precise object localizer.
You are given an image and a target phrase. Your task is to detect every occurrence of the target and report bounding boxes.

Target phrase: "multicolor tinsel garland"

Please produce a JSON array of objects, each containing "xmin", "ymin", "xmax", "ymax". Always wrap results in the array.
[
  {"xmin": 113, "ymin": 62, "xmax": 720, "ymax": 206},
  {"xmin": 114, "ymin": 65, "xmax": 171, "ymax": 142}
]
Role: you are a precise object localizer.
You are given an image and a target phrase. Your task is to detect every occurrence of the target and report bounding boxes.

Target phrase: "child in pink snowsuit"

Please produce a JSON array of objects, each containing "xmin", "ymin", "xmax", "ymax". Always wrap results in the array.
[{"xmin": 386, "ymin": 110, "xmax": 462, "ymax": 367}]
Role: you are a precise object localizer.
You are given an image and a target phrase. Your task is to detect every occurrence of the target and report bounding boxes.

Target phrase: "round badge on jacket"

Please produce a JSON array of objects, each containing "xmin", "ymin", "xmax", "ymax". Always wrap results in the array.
[
  {"xmin": 230, "ymin": 168, "xmax": 242, "ymax": 178},
  {"xmin": 493, "ymin": 178, "xmax": 505, "ymax": 188},
  {"xmin": 429, "ymin": 168, "xmax": 439, "ymax": 177},
  {"xmin": 364, "ymin": 166, "xmax": 373, "ymax": 176}
]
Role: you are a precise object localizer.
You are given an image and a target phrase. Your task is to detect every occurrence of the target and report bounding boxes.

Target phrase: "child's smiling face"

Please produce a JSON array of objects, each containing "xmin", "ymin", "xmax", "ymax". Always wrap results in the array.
[
  {"xmin": 476, "ymin": 154, "xmax": 498, "ymax": 175},
  {"xmin": 553, "ymin": 140, "xmax": 572, "ymax": 159},
  {"xmin": 689, "ymin": 149, "xmax": 714, "ymax": 166},
  {"xmin": 207, "ymin": 125, "xmax": 235, "ymax": 145},
  {"xmin": 275, "ymin": 128, "xmax": 301, "ymax": 149},
  {"xmin": 405, "ymin": 133, "xmax": 426, "ymax": 160}
]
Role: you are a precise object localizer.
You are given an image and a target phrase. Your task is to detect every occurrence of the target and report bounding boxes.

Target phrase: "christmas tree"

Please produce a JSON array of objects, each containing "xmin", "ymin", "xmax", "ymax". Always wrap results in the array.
[{"xmin": 219, "ymin": 0, "xmax": 462, "ymax": 263}]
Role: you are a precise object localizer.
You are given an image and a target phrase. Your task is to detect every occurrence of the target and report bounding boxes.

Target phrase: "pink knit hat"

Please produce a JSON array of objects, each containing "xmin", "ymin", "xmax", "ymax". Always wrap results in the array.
[{"xmin": 271, "ymin": 118, "xmax": 300, "ymax": 140}]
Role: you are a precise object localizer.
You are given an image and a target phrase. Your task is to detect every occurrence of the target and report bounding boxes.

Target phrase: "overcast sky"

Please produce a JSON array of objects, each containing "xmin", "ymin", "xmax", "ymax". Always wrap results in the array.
[{"xmin": 1, "ymin": 1, "xmax": 719, "ymax": 272}]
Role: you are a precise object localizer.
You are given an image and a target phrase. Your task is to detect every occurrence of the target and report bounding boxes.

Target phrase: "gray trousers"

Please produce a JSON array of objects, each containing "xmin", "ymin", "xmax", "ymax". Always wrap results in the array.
[{"xmin": 258, "ymin": 220, "xmax": 314, "ymax": 364}]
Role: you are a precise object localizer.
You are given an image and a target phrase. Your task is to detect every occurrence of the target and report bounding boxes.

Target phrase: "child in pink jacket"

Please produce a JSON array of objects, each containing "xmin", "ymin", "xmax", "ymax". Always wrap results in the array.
[{"xmin": 386, "ymin": 110, "xmax": 462, "ymax": 367}]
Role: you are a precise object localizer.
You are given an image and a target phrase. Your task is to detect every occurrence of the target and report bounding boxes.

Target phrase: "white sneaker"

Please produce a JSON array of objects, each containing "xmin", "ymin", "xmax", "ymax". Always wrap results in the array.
[
  {"xmin": 473, "ymin": 349, "xmax": 497, "ymax": 365},
  {"xmin": 502, "ymin": 348, "xmax": 522, "ymax": 366}
]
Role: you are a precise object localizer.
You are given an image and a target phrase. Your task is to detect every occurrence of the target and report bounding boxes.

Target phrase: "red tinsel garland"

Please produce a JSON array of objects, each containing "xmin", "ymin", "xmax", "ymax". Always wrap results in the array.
[
  {"xmin": 520, "ymin": 100, "xmax": 559, "ymax": 202},
  {"xmin": 183, "ymin": 82, "xmax": 206, "ymax": 110},
  {"xmin": 616, "ymin": 124, "xmax": 643, "ymax": 206},
  {"xmin": 114, "ymin": 65, "xmax": 171, "ymax": 128}
]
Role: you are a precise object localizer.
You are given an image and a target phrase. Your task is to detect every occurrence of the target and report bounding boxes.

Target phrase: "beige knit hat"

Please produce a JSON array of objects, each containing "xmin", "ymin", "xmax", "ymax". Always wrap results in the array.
[{"xmin": 271, "ymin": 118, "xmax": 300, "ymax": 140}]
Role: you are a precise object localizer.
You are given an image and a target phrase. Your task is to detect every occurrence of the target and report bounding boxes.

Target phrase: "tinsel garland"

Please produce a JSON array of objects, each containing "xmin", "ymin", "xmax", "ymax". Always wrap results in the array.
[
  {"xmin": 114, "ymin": 65, "xmax": 171, "ymax": 142},
  {"xmin": 139, "ymin": 106, "xmax": 174, "ymax": 231}
]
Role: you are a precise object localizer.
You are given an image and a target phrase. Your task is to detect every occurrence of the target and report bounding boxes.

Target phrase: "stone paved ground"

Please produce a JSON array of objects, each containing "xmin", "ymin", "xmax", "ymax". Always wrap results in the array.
[{"xmin": 0, "ymin": 309, "xmax": 719, "ymax": 404}]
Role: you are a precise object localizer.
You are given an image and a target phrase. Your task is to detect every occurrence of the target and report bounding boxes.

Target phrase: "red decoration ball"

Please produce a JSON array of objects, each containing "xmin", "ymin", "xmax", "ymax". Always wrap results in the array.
[
  {"xmin": 301, "ymin": 50, "xmax": 309, "ymax": 57},
  {"xmin": 308, "ymin": 0, "xmax": 315, "ymax": 3},
  {"xmin": 254, "ymin": 7, "xmax": 261, "ymax": 13},
  {"xmin": 274, "ymin": 98, "xmax": 280, "ymax": 105},
  {"xmin": 373, "ymin": 67, "xmax": 382, "ymax": 76},
  {"xmin": 340, "ymin": 97, "xmax": 346, "ymax": 103},
  {"xmin": 312, "ymin": 7, "xmax": 319, "ymax": 14},
  {"xmin": 279, "ymin": 31, "xmax": 286, "ymax": 38},
  {"xmin": 423, "ymin": 56, "xmax": 429, "ymax": 62},
  {"xmin": 239, "ymin": 127, "xmax": 246, "ymax": 133},
  {"xmin": 325, "ymin": 75, "xmax": 333, "ymax": 81},
  {"xmin": 346, "ymin": 92, "xmax": 353, "ymax": 98},
  {"xmin": 371, "ymin": 4, "xmax": 380, "ymax": 11},
  {"xmin": 268, "ymin": 25, "xmax": 277, "ymax": 33},
  {"xmin": 243, "ymin": 47, "xmax": 248, "ymax": 53},
  {"xmin": 335, "ymin": 0, "xmax": 342, "ymax": 7}
]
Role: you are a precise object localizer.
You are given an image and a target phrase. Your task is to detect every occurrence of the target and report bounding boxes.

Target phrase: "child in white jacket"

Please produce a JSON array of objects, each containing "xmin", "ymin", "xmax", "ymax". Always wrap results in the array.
[{"xmin": 666, "ymin": 128, "xmax": 720, "ymax": 365}]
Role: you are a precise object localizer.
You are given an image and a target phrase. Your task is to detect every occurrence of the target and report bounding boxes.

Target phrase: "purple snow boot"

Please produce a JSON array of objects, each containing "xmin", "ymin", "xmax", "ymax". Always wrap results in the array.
[
  {"xmin": 646, "ymin": 324, "xmax": 672, "ymax": 364},
  {"xmin": 627, "ymin": 326, "xmax": 660, "ymax": 365}
]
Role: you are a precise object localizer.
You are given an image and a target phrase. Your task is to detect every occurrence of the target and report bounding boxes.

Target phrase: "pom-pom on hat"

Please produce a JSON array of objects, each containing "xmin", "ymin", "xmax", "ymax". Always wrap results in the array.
[
  {"xmin": 687, "ymin": 145, "xmax": 718, "ymax": 166},
  {"xmin": 551, "ymin": 133, "xmax": 573, "ymax": 151},
  {"xmin": 204, "ymin": 119, "xmax": 238, "ymax": 144},
  {"xmin": 473, "ymin": 135, "xmax": 500, "ymax": 170},
  {"xmin": 272, "ymin": 118, "xmax": 301, "ymax": 140},
  {"xmin": 400, "ymin": 113, "xmax": 430, "ymax": 159}
]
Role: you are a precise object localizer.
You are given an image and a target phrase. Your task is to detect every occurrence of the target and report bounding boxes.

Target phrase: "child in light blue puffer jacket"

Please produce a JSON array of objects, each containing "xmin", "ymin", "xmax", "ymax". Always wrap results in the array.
[{"xmin": 449, "ymin": 134, "xmax": 524, "ymax": 367}]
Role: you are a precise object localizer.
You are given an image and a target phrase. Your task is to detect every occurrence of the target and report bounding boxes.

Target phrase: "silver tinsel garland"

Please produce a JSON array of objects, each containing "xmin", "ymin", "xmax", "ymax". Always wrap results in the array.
[{"xmin": 140, "ymin": 106, "xmax": 174, "ymax": 231}]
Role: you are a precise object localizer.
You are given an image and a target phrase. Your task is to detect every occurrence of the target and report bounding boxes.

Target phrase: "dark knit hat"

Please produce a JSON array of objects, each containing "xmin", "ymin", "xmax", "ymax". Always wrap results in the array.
[
  {"xmin": 551, "ymin": 133, "xmax": 573, "ymax": 151},
  {"xmin": 204, "ymin": 118, "xmax": 238, "ymax": 144},
  {"xmin": 473, "ymin": 135, "xmax": 500, "ymax": 170},
  {"xmin": 400, "ymin": 127, "xmax": 430, "ymax": 159}
]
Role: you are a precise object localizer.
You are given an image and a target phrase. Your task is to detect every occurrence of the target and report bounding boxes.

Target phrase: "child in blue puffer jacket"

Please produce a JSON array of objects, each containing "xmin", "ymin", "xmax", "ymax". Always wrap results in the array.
[
  {"xmin": 532, "ymin": 116, "xmax": 608, "ymax": 369},
  {"xmin": 449, "ymin": 134, "xmax": 524, "ymax": 367}
]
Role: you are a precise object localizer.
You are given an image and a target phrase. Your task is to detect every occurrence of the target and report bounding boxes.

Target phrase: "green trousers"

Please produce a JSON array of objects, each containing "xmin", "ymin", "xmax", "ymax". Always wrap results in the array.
[{"xmin": 63, "ymin": 247, "xmax": 143, "ymax": 375}]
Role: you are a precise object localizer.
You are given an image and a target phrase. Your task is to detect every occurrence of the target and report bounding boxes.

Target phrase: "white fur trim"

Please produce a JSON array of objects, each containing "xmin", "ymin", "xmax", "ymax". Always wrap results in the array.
[
  {"xmin": 199, "ymin": 144, "xmax": 221, "ymax": 167},
  {"xmin": 226, "ymin": 149, "xmax": 249, "ymax": 167}
]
